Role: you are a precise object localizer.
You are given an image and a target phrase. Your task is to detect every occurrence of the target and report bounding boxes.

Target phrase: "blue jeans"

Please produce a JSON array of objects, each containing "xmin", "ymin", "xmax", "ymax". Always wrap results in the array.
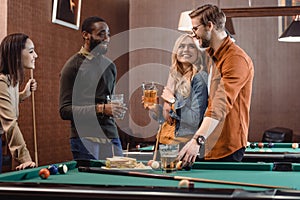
[{"xmin": 70, "ymin": 137, "xmax": 123, "ymax": 160}]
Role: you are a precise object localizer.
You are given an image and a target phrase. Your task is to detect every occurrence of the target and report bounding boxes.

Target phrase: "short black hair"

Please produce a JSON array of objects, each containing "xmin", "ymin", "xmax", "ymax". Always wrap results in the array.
[{"xmin": 81, "ymin": 16, "xmax": 105, "ymax": 33}]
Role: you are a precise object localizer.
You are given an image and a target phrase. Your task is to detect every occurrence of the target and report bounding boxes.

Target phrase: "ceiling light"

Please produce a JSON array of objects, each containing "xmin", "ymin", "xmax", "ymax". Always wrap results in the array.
[{"xmin": 278, "ymin": 15, "xmax": 300, "ymax": 42}]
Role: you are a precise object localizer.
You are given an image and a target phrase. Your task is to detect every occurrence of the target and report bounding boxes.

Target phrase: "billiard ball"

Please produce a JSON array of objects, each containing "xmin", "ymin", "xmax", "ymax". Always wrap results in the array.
[
  {"xmin": 246, "ymin": 141, "xmax": 250, "ymax": 147},
  {"xmin": 188, "ymin": 181, "xmax": 195, "ymax": 188},
  {"xmin": 136, "ymin": 144, "xmax": 140, "ymax": 150},
  {"xmin": 250, "ymin": 143, "xmax": 256, "ymax": 149},
  {"xmin": 257, "ymin": 142, "xmax": 264, "ymax": 148},
  {"xmin": 176, "ymin": 161, "xmax": 183, "ymax": 170},
  {"xmin": 58, "ymin": 164, "xmax": 68, "ymax": 174},
  {"xmin": 292, "ymin": 143, "xmax": 299, "ymax": 149},
  {"xmin": 267, "ymin": 142, "xmax": 274, "ymax": 148},
  {"xmin": 178, "ymin": 179, "xmax": 190, "ymax": 188},
  {"xmin": 183, "ymin": 164, "xmax": 192, "ymax": 171},
  {"xmin": 147, "ymin": 160, "xmax": 154, "ymax": 166},
  {"xmin": 47, "ymin": 165, "xmax": 58, "ymax": 175},
  {"xmin": 39, "ymin": 168, "xmax": 50, "ymax": 179},
  {"xmin": 151, "ymin": 161, "xmax": 160, "ymax": 169}
]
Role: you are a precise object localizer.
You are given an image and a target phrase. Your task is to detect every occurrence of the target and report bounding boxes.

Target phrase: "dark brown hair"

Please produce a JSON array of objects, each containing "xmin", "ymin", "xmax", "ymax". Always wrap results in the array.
[
  {"xmin": 0, "ymin": 33, "xmax": 28, "ymax": 86},
  {"xmin": 189, "ymin": 4, "xmax": 226, "ymax": 31}
]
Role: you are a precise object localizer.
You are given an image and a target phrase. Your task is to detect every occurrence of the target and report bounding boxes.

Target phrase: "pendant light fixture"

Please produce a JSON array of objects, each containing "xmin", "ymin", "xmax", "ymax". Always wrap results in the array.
[{"xmin": 278, "ymin": 15, "xmax": 300, "ymax": 42}]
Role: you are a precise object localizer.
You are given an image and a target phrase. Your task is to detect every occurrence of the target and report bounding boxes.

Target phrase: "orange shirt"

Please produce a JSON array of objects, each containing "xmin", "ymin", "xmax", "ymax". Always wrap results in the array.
[{"xmin": 204, "ymin": 36, "xmax": 254, "ymax": 160}]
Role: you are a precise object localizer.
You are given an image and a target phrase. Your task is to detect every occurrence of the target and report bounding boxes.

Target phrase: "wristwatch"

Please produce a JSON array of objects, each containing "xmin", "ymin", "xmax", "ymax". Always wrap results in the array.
[
  {"xmin": 194, "ymin": 135, "xmax": 206, "ymax": 146},
  {"xmin": 169, "ymin": 97, "xmax": 176, "ymax": 104}
]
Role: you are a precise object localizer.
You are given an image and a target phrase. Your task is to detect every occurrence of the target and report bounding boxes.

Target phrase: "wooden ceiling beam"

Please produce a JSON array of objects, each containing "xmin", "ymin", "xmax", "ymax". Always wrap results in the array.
[{"xmin": 222, "ymin": 6, "xmax": 300, "ymax": 18}]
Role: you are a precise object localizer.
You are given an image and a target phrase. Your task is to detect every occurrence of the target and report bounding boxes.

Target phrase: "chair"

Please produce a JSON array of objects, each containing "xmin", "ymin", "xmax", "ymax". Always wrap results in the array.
[{"xmin": 262, "ymin": 127, "xmax": 293, "ymax": 143}]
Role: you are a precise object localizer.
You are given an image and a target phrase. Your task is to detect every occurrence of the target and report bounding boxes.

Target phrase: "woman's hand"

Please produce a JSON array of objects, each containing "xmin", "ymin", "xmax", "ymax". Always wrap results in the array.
[
  {"xmin": 161, "ymin": 87, "xmax": 174, "ymax": 103},
  {"xmin": 22, "ymin": 79, "xmax": 37, "ymax": 99},
  {"xmin": 16, "ymin": 161, "xmax": 36, "ymax": 170}
]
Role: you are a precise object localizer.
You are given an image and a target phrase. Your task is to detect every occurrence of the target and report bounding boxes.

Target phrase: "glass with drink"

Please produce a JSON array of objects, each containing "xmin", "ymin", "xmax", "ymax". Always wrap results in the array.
[
  {"xmin": 109, "ymin": 94, "xmax": 126, "ymax": 120},
  {"xmin": 142, "ymin": 82, "xmax": 158, "ymax": 107},
  {"xmin": 159, "ymin": 144, "xmax": 179, "ymax": 173}
]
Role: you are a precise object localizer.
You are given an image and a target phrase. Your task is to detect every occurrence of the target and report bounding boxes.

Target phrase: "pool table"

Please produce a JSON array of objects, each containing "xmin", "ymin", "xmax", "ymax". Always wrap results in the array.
[
  {"xmin": 243, "ymin": 142, "xmax": 300, "ymax": 163},
  {"xmin": 0, "ymin": 160, "xmax": 300, "ymax": 199},
  {"xmin": 133, "ymin": 142, "xmax": 300, "ymax": 163}
]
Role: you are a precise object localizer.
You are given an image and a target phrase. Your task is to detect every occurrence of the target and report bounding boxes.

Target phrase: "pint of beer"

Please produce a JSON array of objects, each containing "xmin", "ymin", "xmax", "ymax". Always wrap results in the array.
[{"xmin": 142, "ymin": 82, "xmax": 157, "ymax": 107}]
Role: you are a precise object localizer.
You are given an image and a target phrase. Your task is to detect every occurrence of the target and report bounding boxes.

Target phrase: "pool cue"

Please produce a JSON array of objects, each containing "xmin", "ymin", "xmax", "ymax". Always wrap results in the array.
[
  {"xmin": 126, "ymin": 143, "xmax": 130, "ymax": 157},
  {"xmin": 78, "ymin": 166, "xmax": 293, "ymax": 190},
  {"xmin": 30, "ymin": 69, "xmax": 38, "ymax": 166},
  {"xmin": 112, "ymin": 145, "xmax": 115, "ymax": 157},
  {"xmin": 153, "ymin": 124, "xmax": 162, "ymax": 161}
]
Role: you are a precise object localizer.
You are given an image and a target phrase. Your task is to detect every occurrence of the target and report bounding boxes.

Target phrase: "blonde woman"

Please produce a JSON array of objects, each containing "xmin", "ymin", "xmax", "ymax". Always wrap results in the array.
[{"xmin": 161, "ymin": 34, "xmax": 209, "ymax": 141}]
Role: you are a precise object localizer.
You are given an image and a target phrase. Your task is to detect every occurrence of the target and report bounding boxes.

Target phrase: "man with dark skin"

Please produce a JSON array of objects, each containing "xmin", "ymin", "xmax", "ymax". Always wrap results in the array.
[{"xmin": 59, "ymin": 16, "xmax": 127, "ymax": 160}]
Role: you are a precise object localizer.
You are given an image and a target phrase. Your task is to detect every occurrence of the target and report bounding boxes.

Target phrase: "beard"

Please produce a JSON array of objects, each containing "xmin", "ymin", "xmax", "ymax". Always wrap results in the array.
[
  {"xmin": 199, "ymin": 31, "xmax": 211, "ymax": 48},
  {"xmin": 90, "ymin": 37, "xmax": 108, "ymax": 55},
  {"xmin": 201, "ymin": 38, "xmax": 210, "ymax": 48}
]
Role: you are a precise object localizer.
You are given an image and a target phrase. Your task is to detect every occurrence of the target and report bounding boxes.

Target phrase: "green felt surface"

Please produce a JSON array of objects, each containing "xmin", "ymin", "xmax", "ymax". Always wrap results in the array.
[
  {"xmin": 246, "ymin": 142, "xmax": 300, "ymax": 153},
  {"xmin": 1, "ymin": 161, "xmax": 300, "ymax": 191},
  {"xmin": 140, "ymin": 143, "xmax": 300, "ymax": 153},
  {"xmin": 139, "ymin": 145, "xmax": 154, "ymax": 151}
]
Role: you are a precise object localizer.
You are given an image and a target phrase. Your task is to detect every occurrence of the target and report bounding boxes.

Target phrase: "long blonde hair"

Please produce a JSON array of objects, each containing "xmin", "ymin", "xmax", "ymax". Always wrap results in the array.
[{"xmin": 170, "ymin": 34, "xmax": 205, "ymax": 98}]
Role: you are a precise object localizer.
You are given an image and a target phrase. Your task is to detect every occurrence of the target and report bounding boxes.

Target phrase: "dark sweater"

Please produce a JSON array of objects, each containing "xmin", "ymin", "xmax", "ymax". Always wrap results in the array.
[{"xmin": 59, "ymin": 51, "xmax": 119, "ymax": 139}]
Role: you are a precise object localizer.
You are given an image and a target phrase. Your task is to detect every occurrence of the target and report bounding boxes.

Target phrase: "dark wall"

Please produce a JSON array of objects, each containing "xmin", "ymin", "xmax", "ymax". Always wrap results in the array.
[{"xmin": 5, "ymin": 0, "xmax": 129, "ymax": 167}]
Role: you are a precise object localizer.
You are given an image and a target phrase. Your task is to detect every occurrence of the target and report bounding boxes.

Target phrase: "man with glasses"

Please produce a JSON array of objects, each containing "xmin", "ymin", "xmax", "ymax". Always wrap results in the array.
[{"xmin": 177, "ymin": 4, "xmax": 254, "ymax": 166}]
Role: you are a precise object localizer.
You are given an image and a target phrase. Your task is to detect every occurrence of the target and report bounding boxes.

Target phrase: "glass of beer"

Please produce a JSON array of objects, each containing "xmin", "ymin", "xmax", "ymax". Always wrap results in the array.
[
  {"xmin": 159, "ymin": 144, "xmax": 179, "ymax": 173},
  {"xmin": 142, "ymin": 82, "xmax": 157, "ymax": 107}
]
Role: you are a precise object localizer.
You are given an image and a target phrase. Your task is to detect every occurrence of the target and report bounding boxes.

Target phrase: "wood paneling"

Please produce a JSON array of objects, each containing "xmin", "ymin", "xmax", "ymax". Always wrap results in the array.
[
  {"xmin": 223, "ymin": 6, "xmax": 300, "ymax": 17},
  {"xmin": 3, "ymin": 0, "xmax": 300, "ymax": 172},
  {"xmin": 129, "ymin": 0, "xmax": 300, "ymax": 142}
]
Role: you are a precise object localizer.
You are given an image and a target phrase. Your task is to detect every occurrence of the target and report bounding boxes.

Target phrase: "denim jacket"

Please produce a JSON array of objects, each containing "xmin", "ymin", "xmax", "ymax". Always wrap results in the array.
[{"xmin": 170, "ymin": 71, "xmax": 208, "ymax": 137}]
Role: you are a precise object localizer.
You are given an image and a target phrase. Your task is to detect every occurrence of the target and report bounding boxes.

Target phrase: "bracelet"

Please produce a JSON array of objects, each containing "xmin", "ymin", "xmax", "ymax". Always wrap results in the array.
[
  {"xmin": 96, "ymin": 104, "xmax": 104, "ymax": 114},
  {"xmin": 103, "ymin": 103, "xmax": 105, "ymax": 115}
]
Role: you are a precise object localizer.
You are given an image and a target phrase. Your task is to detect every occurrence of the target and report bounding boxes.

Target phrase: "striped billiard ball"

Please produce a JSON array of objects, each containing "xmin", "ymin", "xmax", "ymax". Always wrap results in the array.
[
  {"xmin": 292, "ymin": 143, "xmax": 299, "ymax": 149},
  {"xmin": 58, "ymin": 164, "xmax": 68, "ymax": 174}
]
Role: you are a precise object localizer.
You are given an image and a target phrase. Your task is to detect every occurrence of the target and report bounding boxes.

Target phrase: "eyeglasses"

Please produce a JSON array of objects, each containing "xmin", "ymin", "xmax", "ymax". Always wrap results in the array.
[{"xmin": 192, "ymin": 24, "xmax": 202, "ymax": 33}]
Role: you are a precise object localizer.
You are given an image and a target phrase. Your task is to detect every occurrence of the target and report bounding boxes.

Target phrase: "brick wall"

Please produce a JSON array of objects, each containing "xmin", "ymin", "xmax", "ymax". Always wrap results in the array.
[{"xmin": 2, "ymin": 0, "xmax": 129, "ymax": 171}]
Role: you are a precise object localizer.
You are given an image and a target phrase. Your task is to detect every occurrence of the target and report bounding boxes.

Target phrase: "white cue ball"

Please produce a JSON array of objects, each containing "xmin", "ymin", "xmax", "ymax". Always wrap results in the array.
[
  {"xmin": 178, "ymin": 179, "xmax": 190, "ymax": 188},
  {"xmin": 147, "ymin": 160, "xmax": 154, "ymax": 166},
  {"xmin": 151, "ymin": 161, "xmax": 160, "ymax": 169}
]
